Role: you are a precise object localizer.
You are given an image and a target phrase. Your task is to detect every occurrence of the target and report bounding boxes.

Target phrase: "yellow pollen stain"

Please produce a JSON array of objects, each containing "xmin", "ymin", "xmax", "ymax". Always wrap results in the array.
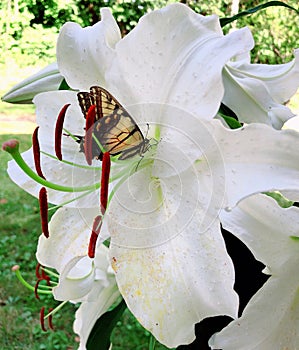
[{"xmin": 111, "ymin": 257, "xmax": 118, "ymax": 273}]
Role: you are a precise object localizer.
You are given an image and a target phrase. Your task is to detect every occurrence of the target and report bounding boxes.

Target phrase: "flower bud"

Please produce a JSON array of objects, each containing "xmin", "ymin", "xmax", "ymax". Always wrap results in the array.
[{"xmin": 2, "ymin": 62, "xmax": 65, "ymax": 104}]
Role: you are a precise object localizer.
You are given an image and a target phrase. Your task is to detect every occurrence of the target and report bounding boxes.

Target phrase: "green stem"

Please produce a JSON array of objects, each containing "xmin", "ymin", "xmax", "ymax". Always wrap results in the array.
[
  {"xmin": 7, "ymin": 146, "xmax": 100, "ymax": 193},
  {"xmin": 13, "ymin": 267, "xmax": 53, "ymax": 295},
  {"xmin": 44, "ymin": 301, "xmax": 68, "ymax": 319}
]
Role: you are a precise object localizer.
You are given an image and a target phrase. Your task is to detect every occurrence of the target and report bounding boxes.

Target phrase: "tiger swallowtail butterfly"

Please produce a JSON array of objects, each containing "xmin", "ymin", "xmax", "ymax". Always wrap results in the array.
[{"xmin": 77, "ymin": 86, "xmax": 150, "ymax": 161}]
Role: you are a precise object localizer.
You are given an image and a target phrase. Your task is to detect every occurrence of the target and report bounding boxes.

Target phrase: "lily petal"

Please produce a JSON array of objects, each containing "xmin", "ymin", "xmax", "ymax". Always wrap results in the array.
[
  {"xmin": 7, "ymin": 91, "xmax": 104, "ymax": 207},
  {"xmin": 108, "ymin": 167, "xmax": 238, "ymax": 348},
  {"xmin": 36, "ymin": 207, "xmax": 98, "ymax": 271},
  {"xmin": 210, "ymin": 262, "xmax": 299, "ymax": 350},
  {"xmin": 107, "ymin": 3, "xmax": 254, "ymax": 121},
  {"xmin": 57, "ymin": 8, "xmax": 121, "ymax": 90},
  {"xmin": 204, "ymin": 121, "xmax": 299, "ymax": 207},
  {"xmin": 33, "ymin": 91, "xmax": 86, "ymax": 158},
  {"xmin": 7, "ymin": 148, "xmax": 101, "ymax": 207},
  {"xmin": 53, "ymin": 255, "xmax": 96, "ymax": 301},
  {"xmin": 220, "ymin": 194, "xmax": 299, "ymax": 271},
  {"xmin": 209, "ymin": 194, "xmax": 299, "ymax": 349},
  {"xmin": 73, "ymin": 286, "xmax": 120, "ymax": 350},
  {"xmin": 222, "ymin": 49, "xmax": 299, "ymax": 129}
]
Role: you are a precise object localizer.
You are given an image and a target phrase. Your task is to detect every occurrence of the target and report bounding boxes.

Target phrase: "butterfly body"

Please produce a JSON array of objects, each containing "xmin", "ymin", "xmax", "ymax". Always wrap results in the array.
[{"xmin": 77, "ymin": 86, "xmax": 149, "ymax": 161}]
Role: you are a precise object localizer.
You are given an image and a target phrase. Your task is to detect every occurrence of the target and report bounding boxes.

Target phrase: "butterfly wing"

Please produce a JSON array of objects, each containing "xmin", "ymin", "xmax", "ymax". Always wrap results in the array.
[
  {"xmin": 94, "ymin": 108, "xmax": 145, "ymax": 159},
  {"xmin": 77, "ymin": 86, "xmax": 120, "ymax": 120},
  {"xmin": 77, "ymin": 86, "xmax": 146, "ymax": 160}
]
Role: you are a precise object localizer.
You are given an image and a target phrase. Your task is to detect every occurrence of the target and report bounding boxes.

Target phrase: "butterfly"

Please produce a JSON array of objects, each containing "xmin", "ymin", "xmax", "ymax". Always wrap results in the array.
[{"xmin": 77, "ymin": 86, "xmax": 150, "ymax": 161}]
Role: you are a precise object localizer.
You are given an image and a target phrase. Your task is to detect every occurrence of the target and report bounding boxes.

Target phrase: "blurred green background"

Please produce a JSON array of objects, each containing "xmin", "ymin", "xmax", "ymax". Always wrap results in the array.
[{"xmin": 0, "ymin": 1, "xmax": 298, "ymax": 349}]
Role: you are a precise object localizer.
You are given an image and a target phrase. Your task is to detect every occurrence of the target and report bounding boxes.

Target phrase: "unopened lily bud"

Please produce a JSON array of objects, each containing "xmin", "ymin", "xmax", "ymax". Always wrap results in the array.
[{"xmin": 1, "ymin": 62, "xmax": 66, "ymax": 104}]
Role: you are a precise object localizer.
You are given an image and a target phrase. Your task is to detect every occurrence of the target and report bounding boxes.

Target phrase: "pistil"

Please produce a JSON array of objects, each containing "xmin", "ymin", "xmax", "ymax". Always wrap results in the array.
[{"xmin": 2, "ymin": 139, "xmax": 100, "ymax": 192}]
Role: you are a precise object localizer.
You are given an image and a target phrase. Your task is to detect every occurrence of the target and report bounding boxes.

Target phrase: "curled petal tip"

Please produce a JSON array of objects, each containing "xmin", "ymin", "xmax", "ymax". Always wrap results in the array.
[{"xmin": 2, "ymin": 139, "xmax": 19, "ymax": 152}]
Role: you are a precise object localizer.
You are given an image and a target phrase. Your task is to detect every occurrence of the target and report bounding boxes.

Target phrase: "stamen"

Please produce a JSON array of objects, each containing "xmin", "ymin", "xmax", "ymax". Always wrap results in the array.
[
  {"xmin": 35, "ymin": 263, "xmax": 42, "ymax": 279},
  {"xmin": 12, "ymin": 265, "xmax": 53, "ymax": 295},
  {"xmin": 100, "ymin": 152, "xmax": 111, "ymax": 214},
  {"xmin": 3, "ymin": 139, "xmax": 100, "ymax": 192},
  {"xmin": 39, "ymin": 187, "xmax": 49, "ymax": 238},
  {"xmin": 88, "ymin": 215, "xmax": 103, "ymax": 258},
  {"xmin": 40, "ymin": 307, "xmax": 47, "ymax": 332},
  {"xmin": 41, "ymin": 268, "xmax": 51, "ymax": 285},
  {"xmin": 55, "ymin": 103, "xmax": 71, "ymax": 161},
  {"xmin": 34, "ymin": 279, "xmax": 42, "ymax": 300},
  {"xmin": 48, "ymin": 308, "xmax": 54, "ymax": 330},
  {"xmin": 84, "ymin": 105, "xmax": 96, "ymax": 165},
  {"xmin": 88, "ymin": 153, "xmax": 110, "ymax": 258},
  {"xmin": 32, "ymin": 127, "xmax": 46, "ymax": 179}
]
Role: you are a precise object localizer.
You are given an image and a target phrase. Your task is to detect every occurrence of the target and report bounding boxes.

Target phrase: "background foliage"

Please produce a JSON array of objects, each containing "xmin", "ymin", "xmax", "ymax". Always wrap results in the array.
[{"xmin": 0, "ymin": 0, "xmax": 298, "ymax": 68}]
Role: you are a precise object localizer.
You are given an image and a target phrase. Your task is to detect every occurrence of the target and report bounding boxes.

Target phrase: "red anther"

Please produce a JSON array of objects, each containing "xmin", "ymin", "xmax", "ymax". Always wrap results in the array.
[
  {"xmin": 39, "ymin": 187, "xmax": 49, "ymax": 238},
  {"xmin": 48, "ymin": 308, "xmax": 54, "ymax": 330},
  {"xmin": 88, "ymin": 215, "xmax": 103, "ymax": 258},
  {"xmin": 55, "ymin": 103, "xmax": 71, "ymax": 161},
  {"xmin": 35, "ymin": 263, "xmax": 42, "ymax": 279},
  {"xmin": 41, "ymin": 271, "xmax": 51, "ymax": 286},
  {"xmin": 40, "ymin": 307, "xmax": 47, "ymax": 332},
  {"xmin": 84, "ymin": 105, "xmax": 96, "ymax": 165},
  {"xmin": 34, "ymin": 279, "xmax": 41, "ymax": 300},
  {"xmin": 32, "ymin": 127, "xmax": 46, "ymax": 179},
  {"xmin": 100, "ymin": 152, "xmax": 111, "ymax": 214}
]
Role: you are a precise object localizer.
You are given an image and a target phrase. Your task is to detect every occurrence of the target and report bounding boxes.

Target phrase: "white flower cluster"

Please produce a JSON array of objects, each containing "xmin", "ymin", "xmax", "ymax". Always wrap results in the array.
[{"xmin": 5, "ymin": 3, "xmax": 299, "ymax": 349}]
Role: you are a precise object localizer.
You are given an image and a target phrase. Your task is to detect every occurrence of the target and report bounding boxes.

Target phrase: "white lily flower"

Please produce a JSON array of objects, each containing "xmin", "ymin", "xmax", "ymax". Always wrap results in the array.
[
  {"xmin": 222, "ymin": 49, "xmax": 299, "ymax": 129},
  {"xmin": 4, "ymin": 3, "xmax": 299, "ymax": 348},
  {"xmin": 37, "ymin": 206, "xmax": 120, "ymax": 350},
  {"xmin": 209, "ymin": 194, "xmax": 299, "ymax": 349},
  {"xmin": 2, "ymin": 63, "xmax": 64, "ymax": 104}
]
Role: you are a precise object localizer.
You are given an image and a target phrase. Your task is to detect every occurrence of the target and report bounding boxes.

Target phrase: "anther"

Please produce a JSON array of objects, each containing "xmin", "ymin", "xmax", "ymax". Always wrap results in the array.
[
  {"xmin": 39, "ymin": 187, "xmax": 49, "ymax": 238},
  {"xmin": 88, "ymin": 215, "xmax": 103, "ymax": 258},
  {"xmin": 32, "ymin": 127, "xmax": 45, "ymax": 179},
  {"xmin": 34, "ymin": 279, "xmax": 42, "ymax": 300},
  {"xmin": 55, "ymin": 103, "xmax": 71, "ymax": 161},
  {"xmin": 84, "ymin": 105, "xmax": 96, "ymax": 165},
  {"xmin": 100, "ymin": 152, "xmax": 111, "ymax": 214},
  {"xmin": 40, "ymin": 307, "xmax": 47, "ymax": 332},
  {"xmin": 35, "ymin": 263, "xmax": 42, "ymax": 279},
  {"xmin": 48, "ymin": 308, "xmax": 54, "ymax": 330}
]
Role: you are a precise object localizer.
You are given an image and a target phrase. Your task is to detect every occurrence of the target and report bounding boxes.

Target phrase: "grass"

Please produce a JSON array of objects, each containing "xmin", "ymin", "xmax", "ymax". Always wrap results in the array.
[{"xmin": 0, "ymin": 133, "xmax": 170, "ymax": 349}]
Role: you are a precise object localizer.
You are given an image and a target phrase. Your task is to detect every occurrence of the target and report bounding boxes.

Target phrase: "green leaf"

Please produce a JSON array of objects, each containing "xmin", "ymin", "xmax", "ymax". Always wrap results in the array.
[
  {"xmin": 220, "ymin": 1, "xmax": 299, "ymax": 27},
  {"xmin": 58, "ymin": 78, "xmax": 71, "ymax": 90},
  {"xmin": 290, "ymin": 235, "xmax": 299, "ymax": 242},
  {"xmin": 86, "ymin": 299, "xmax": 127, "ymax": 350},
  {"xmin": 264, "ymin": 191, "xmax": 294, "ymax": 208},
  {"xmin": 221, "ymin": 115, "xmax": 243, "ymax": 129},
  {"xmin": 149, "ymin": 335, "xmax": 156, "ymax": 350},
  {"xmin": 218, "ymin": 103, "xmax": 242, "ymax": 129}
]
